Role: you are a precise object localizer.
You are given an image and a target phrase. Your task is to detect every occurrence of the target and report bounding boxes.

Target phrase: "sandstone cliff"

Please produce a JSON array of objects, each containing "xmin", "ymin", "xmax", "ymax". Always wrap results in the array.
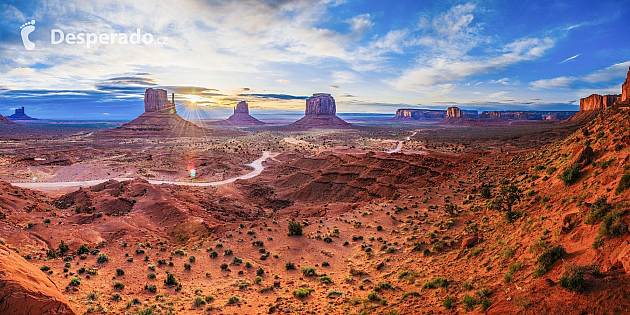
[
  {"xmin": 393, "ymin": 109, "xmax": 446, "ymax": 120},
  {"xmin": 479, "ymin": 111, "xmax": 505, "ymax": 120},
  {"xmin": 234, "ymin": 101, "xmax": 249, "ymax": 114},
  {"xmin": 622, "ymin": 67, "xmax": 630, "ymax": 103},
  {"xmin": 0, "ymin": 114, "xmax": 17, "ymax": 125},
  {"xmin": 220, "ymin": 101, "xmax": 265, "ymax": 126},
  {"xmin": 0, "ymin": 245, "xmax": 76, "ymax": 314},
  {"xmin": 446, "ymin": 106, "xmax": 463, "ymax": 118},
  {"xmin": 579, "ymin": 94, "xmax": 620, "ymax": 111}
]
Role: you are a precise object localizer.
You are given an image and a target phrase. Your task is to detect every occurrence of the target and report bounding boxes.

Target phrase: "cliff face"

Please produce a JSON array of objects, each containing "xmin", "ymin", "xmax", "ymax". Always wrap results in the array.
[
  {"xmin": 0, "ymin": 115, "xmax": 17, "ymax": 125},
  {"xmin": 234, "ymin": 101, "xmax": 249, "ymax": 114},
  {"xmin": 579, "ymin": 94, "xmax": 620, "ymax": 111},
  {"xmin": 305, "ymin": 93, "xmax": 336, "ymax": 115},
  {"xmin": 394, "ymin": 109, "xmax": 446, "ymax": 120},
  {"xmin": 479, "ymin": 111, "xmax": 504, "ymax": 120},
  {"xmin": 144, "ymin": 88, "xmax": 176, "ymax": 113},
  {"xmin": 500, "ymin": 111, "xmax": 543, "ymax": 120},
  {"xmin": 622, "ymin": 67, "xmax": 630, "ymax": 103},
  {"xmin": 446, "ymin": 107, "xmax": 463, "ymax": 118}
]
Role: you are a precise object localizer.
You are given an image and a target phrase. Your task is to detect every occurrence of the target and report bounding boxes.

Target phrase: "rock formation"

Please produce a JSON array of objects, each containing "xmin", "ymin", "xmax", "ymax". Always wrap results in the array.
[
  {"xmin": 479, "ymin": 111, "xmax": 505, "ymax": 120},
  {"xmin": 579, "ymin": 94, "xmax": 620, "ymax": 111},
  {"xmin": 500, "ymin": 111, "xmax": 543, "ymax": 121},
  {"xmin": 144, "ymin": 88, "xmax": 176, "ymax": 113},
  {"xmin": 211, "ymin": 101, "xmax": 265, "ymax": 126},
  {"xmin": 7, "ymin": 107, "xmax": 38, "ymax": 121},
  {"xmin": 0, "ymin": 114, "xmax": 17, "ymax": 125},
  {"xmin": 102, "ymin": 88, "xmax": 207, "ymax": 137},
  {"xmin": 622, "ymin": 67, "xmax": 630, "ymax": 104},
  {"xmin": 393, "ymin": 109, "xmax": 446, "ymax": 120},
  {"xmin": 446, "ymin": 106, "xmax": 463, "ymax": 118},
  {"xmin": 290, "ymin": 93, "xmax": 350, "ymax": 128},
  {"xmin": 0, "ymin": 245, "xmax": 76, "ymax": 314}
]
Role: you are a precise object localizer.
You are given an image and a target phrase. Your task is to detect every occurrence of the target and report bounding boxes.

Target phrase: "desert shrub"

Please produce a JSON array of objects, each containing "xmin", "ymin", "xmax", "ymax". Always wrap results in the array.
[
  {"xmin": 69, "ymin": 277, "xmax": 81, "ymax": 286},
  {"xmin": 193, "ymin": 296, "xmax": 205, "ymax": 307},
  {"xmin": 301, "ymin": 266, "xmax": 317, "ymax": 277},
  {"xmin": 232, "ymin": 257, "xmax": 242, "ymax": 265},
  {"xmin": 617, "ymin": 174, "xmax": 630, "ymax": 194},
  {"xmin": 559, "ymin": 164, "xmax": 581, "ymax": 186},
  {"xmin": 367, "ymin": 291, "xmax": 379, "ymax": 301},
  {"xmin": 443, "ymin": 295, "xmax": 456, "ymax": 309},
  {"xmin": 96, "ymin": 254, "xmax": 110, "ymax": 264},
  {"xmin": 227, "ymin": 296, "xmax": 240, "ymax": 304},
  {"xmin": 585, "ymin": 196, "xmax": 612, "ymax": 224},
  {"xmin": 488, "ymin": 183, "xmax": 523, "ymax": 223},
  {"xmin": 292, "ymin": 288, "xmax": 314, "ymax": 299},
  {"xmin": 285, "ymin": 261, "xmax": 296, "ymax": 270},
  {"xmin": 287, "ymin": 220, "xmax": 303, "ymax": 236},
  {"xmin": 145, "ymin": 283, "xmax": 157, "ymax": 293},
  {"xmin": 480, "ymin": 186, "xmax": 492, "ymax": 198},
  {"xmin": 113, "ymin": 281, "xmax": 125, "ymax": 290},
  {"xmin": 46, "ymin": 249, "xmax": 57, "ymax": 259},
  {"xmin": 559, "ymin": 263, "xmax": 586, "ymax": 292},
  {"xmin": 321, "ymin": 261, "xmax": 330, "ymax": 267},
  {"xmin": 116, "ymin": 268, "xmax": 125, "ymax": 276},
  {"xmin": 224, "ymin": 249, "xmax": 233, "ymax": 255},
  {"xmin": 205, "ymin": 295, "xmax": 214, "ymax": 302},
  {"xmin": 245, "ymin": 261, "xmax": 253, "ymax": 268},
  {"xmin": 256, "ymin": 267, "xmax": 264, "ymax": 276},
  {"xmin": 318, "ymin": 275, "xmax": 332, "ymax": 283},
  {"xmin": 220, "ymin": 263, "xmax": 228, "ymax": 270},
  {"xmin": 326, "ymin": 290, "xmax": 344, "ymax": 298},
  {"xmin": 597, "ymin": 209, "xmax": 627, "ymax": 239},
  {"xmin": 259, "ymin": 286, "xmax": 273, "ymax": 293},
  {"xmin": 174, "ymin": 249, "xmax": 185, "ymax": 256},
  {"xmin": 77, "ymin": 245, "xmax": 90, "ymax": 255},
  {"xmin": 421, "ymin": 277, "xmax": 448, "ymax": 290},
  {"xmin": 164, "ymin": 272, "xmax": 179, "ymax": 286},
  {"xmin": 401, "ymin": 291, "xmax": 420, "ymax": 300},
  {"xmin": 533, "ymin": 245, "xmax": 565, "ymax": 277},
  {"xmin": 58, "ymin": 240, "xmax": 69, "ymax": 255},
  {"xmin": 209, "ymin": 251, "xmax": 218, "ymax": 258},
  {"xmin": 148, "ymin": 272, "xmax": 156, "ymax": 279},
  {"xmin": 184, "ymin": 263, "xmax": 191, "ymax": 270},
  {"xmin": 111, "ymin": 293, "xmax": 122, "ymax": 301},
  {"xmin": 189, "ymin": 256, "xmax": 196, "ymax": 263}
]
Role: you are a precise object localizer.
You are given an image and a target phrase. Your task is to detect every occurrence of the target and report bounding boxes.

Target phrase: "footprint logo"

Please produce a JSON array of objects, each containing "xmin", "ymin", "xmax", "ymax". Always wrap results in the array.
[{"xmin": 20, "ymin": 20, "xmax": 36, "ymax": 51}]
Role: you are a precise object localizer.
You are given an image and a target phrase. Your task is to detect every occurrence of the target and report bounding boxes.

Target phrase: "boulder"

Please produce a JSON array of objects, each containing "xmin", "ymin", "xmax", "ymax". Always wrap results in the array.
[
  {"xmin": 462, "ymin": 236, "xmax": 478, "ymax": 248},
  {"xmin": 0, "ymin": 245, "xmax": 76, "ymax": 314},
  {"xmin": 571, "ymin": 145, "xmax": 594, "ymax": 167}
]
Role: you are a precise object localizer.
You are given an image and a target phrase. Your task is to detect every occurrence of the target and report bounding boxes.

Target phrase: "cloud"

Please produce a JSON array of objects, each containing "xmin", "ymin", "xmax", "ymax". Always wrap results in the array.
[
  {"xmin": 489, "ymin": 78, "xmax": 510, "ymax": 85},
  {"xmin": 392, "ymin": 37, "xmax": 554, "ymax": 89},
  {"xmin": 558, "ymin": 54, "xmax": 580, "ymax": 64},
  {"xmin": 276, "ymin": 79, "xmax": 291, "ymax": 84},
  {"xmin": 530, "ymin": 60, "xmax": 630, "ymax": 90},
  {"xmin": 237, "ymin": 93, "xmax": 308, "ymax": 100},
  {"xmin": 347, "ymin": 13, "xmax": 373, "ymax": 35},
  {"xmin": 332, "ymin": 70, "xmax": 359, "ymax": 84},
  {"xmin": 328, "ymin": 85, "xmax": 339, "ymax": 89}
]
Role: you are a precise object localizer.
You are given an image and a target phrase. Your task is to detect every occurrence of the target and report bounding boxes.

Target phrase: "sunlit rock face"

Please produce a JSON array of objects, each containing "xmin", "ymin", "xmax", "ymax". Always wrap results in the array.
[
  {"xmin": 622, "ymin": 67, "xmax": 630, "ymax": 103},
  {"xmin": 305, "ymin": 93, "xmax": 336, "ymax": 115},
  {"xmin": 144, "ymin": 88, "xmax": 176, "ymax": 113},
  {"xmin": 446, "ymin": 106, "xmax": 462, "ymax": 118},
  {"xmin": 579, "ymin": 94, "xmax": 620, "ymax": 111},
  {"xmin": 234, "ymin": 101, "xmax": 250, "ymax": 114}
]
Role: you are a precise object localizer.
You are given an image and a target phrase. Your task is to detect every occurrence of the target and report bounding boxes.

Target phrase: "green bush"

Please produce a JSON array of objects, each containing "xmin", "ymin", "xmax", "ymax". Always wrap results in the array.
[
  {"xmin": 193, "ymin": 296, "xmax": 205, "ymax": 307},
  {"xmin": 77, "ymin": 245, "xmax": 90, "ymax": 255},
  {"xmin": 559, "ymin": 263, "xmax": 585, "ymax": 292},
  {"xmin": 69, "ymin": 277, "xmax": 81, "ymax": 286},
  {"xmin": 288, "ymin": 220, "xmax": 303, "ymax": 236},
  {"xmin": 228, "ymin": 296, "xmax": 240, "ymax": 304},
  {"xmin": 164, "ymin": 272, "xmax": 179, "ymax": 286},
  {"xmin": 616, "ymin": 174, "xmax": 630, "ymax": 194},
  {"xmin": 367, "ymin": 291, "xmax": 379, "ymax": 301},
  {"xmin": 443, "ymin": 295, "xmax": 456, "ymax": 309},
  {"xmin": 301, "ymin": 266, "xmax": 317, "ymax": 277},
  {"xmin": 401, "ymin": 291, "xmax": 420, "ymax": 300},
  {"xmin": 292, "ymin": 288, "xmax": 314, "ymax": 299},
  {"xmin": 558, "ymin": 164, "xmax": 581, "ymax": 186},
  {"xmin": 113, "ymin": 281, "xmax": 125, "ymax": 290},
  {"xmin": 421, "ymin": 277, "xmax": 448, "ymax": 290},
  {"xmin": 96, "ymin": 254, "xmax": 110, "ymax": 264},
  {"xmin": 533, "ymin": 245, "xmax": 565, "ymax": 277}
]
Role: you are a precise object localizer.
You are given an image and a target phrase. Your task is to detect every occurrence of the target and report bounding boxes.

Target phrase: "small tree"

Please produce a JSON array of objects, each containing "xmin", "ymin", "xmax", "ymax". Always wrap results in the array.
[
  {"xmin": 490, "ymin": 183, "xmax": 523, "ymax": 223},
  {"xmin": 287, "ymin": 220, "xmax": 303, "ymax": 236},
  {"xmin": 58, "ymin": 240, "xmax": 69, "ymax": 255}
]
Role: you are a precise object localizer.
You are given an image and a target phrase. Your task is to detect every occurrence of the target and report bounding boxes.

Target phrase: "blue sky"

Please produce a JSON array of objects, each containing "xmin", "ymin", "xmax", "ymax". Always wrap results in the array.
[{"xmin": 0, "ymin": 0, "xmax": 629, "ymax": 120}]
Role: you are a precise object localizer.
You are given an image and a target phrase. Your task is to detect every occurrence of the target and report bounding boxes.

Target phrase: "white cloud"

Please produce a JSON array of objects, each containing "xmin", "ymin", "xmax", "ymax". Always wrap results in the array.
[
  {"xmin": 347, "ymin": 13, "xmax": 373, "ymax": 35},
  {"xmin": 530, "ymin": 60, "xmax": 630, "ymax": 90},
  {"xmin": 558, "ymin": 54, "xmax": 580, "ymax": 64},
  {"xmin": 276, "ymin": 79, "xmax": 291, "ymax": 84},
  {"xmin": 332, "ymin": 70, "xmax": 359, "ymax": 84}
]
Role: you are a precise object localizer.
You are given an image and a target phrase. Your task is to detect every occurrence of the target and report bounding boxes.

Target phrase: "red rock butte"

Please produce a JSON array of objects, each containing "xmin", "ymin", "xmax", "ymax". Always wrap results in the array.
[
  {"xmin": 215, "ymin": 101, "xmax": 265, "ymax": 126},
  {"xmin": 290, "ymin": 93, "xmax": 351, "ymax": 128},
  {"xmin": 0, "ymin": 114, "xmax": 17, "ymax": 125},
  {"xmin": 101, "ymin": 88, "xmax": 207, "ymax": 137}
]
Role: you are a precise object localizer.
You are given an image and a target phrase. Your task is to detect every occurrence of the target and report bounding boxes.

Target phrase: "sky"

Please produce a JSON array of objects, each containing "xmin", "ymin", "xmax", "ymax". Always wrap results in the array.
[{"xmin": 0, "ymin": 0, "xmax": 629, "ymax": 120}]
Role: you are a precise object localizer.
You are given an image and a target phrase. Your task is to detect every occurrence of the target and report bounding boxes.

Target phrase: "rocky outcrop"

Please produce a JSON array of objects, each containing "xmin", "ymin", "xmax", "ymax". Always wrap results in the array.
[
  {"xmin": 579, "ymin": 94, "xmax": 620, "ymax": 111},
  {"xmin": 0, "ymin": 115, "xmax": 17, "ymax": 125},
  {"xmin": 0, "ymin": 245, "xmax": 76, "ymax": 314},
  {"xmin": 144, "ymin": 88, "xmax": 176, "ymax": 113},
  {"xmin": 500, "ymin": 111, "xmax": 543, "ymax": 120},
  {"xmin": 7, "ymin": 107, "xmax": 37, "ymax": 121},
  {"xmin": 479, "ymin": 111, "xmax": 504, "ymax": 120},
  {"xmin": 622, "ymin": 67, "xmax": 630, "ymax": 104},
  {"xmin": 446, "ymin": 107, "xmax": 463, "ymax": 118},
  {"xmin": 101, "ymin": 88, "xmax": 207, "ymax": 137},
  {"xmin": 393, "ymin": 109, "xmax": 446, "ymax": 120},
  {"xmin": 305, "ymin": 93, "xmax": 336, "ymax": 115},
  {"xmin": 218, "ymin": 101, "xmax": 265, "ymax": 126},
  {"xmin": 234, "ymin": 101, "xmax": 249, "ymax": 114},
  {"xmin": 290, "ymin": 94, "xmax": 350, "ymax": 128}
]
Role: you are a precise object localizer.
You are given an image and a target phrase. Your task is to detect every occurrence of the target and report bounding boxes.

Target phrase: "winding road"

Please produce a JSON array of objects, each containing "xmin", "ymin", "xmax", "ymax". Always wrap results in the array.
[
  {"xmin": 386, "ymin": 131, "xmax": 417, "ymax": 154},
  {"xmin": 11, "ymin": 151, "xmax": 280, "ymax": 191}
]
